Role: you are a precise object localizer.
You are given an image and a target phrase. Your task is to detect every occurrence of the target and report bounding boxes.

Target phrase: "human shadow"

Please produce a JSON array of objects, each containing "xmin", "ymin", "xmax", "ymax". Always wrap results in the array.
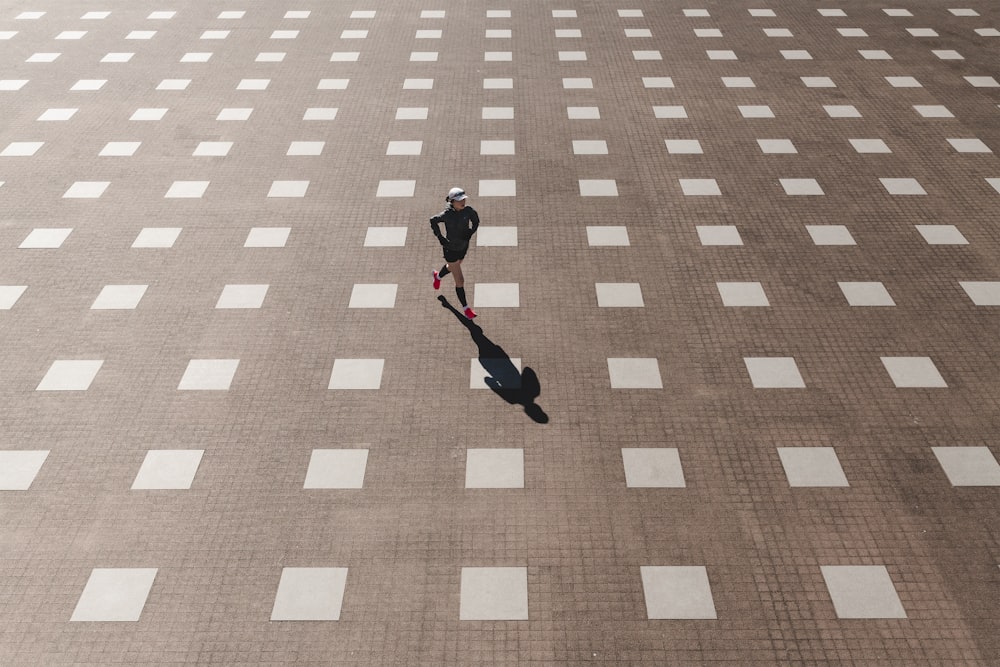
[{"xmin": 438, "ymin": 296, "xmax": 549, "ymax": 424}]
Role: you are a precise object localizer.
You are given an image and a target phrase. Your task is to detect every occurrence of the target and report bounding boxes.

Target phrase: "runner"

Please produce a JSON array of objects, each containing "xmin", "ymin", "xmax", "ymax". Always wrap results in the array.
[{"xmin": 430, "ymin": 187, "xmax": 480, "ymax": 319}]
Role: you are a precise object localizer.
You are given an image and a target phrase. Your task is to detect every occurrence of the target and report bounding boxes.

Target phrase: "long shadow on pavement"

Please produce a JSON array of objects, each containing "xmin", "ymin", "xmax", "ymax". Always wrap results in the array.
[{"xmin": 438, "ymin": 295, "xmax": 549, "ymax": 424}]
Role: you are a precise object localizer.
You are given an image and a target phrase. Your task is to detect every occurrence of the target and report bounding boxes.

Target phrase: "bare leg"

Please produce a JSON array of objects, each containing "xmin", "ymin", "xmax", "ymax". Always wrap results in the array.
[{"xmin": 450, "ymin": 260, "xmax": 464, "ymax": 288}]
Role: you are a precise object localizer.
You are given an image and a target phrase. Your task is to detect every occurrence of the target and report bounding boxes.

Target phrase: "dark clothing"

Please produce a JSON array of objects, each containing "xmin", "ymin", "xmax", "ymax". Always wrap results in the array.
[{"xmin": 430, "ymin": 205, "xmax": 480, "ymax": 257}]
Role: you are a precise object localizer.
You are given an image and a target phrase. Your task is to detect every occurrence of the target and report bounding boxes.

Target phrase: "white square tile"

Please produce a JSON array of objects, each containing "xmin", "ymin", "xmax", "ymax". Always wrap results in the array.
[
  {"xmin": 781, "ymin": 50, "xmax": 811, "ymax": 60},
  {"xmin": 974, "ymin": 28, "xmax": 1000, "ymax": 37},
  {"xmin": 633, "ymin": 51, "xmax": 662, "ymax": 60},
  {"xmin": 949, "ymin": 8, "xmax": 979, "ymax": 16},
  {"xmin": 217, "ymin": 284, "xmax": 268, "ymax": 309},
  {"xmin": 38, "ymin": 108, "xmax": 78, "ymax": 121},
  {"xmin": 271, "ymin": 568, "xmax": 348, "ymax": 621},
  {"xmin": 818, "ymin": 8, "xmax": 846, "ymax": 17},
  {"xmin": 268, "ymin": 181, "xmax": 309, "ymax": 198},
  {"xmin": 128, "ymin": 31, "xmax": 157, "ymax": 39},
  {"xmin": 626, "ymin": 29, "xmax": 652, "ymax": 38},
  {"xmin": 218, "ymin": 11, "xmax": 244, "ymax": 19},
  {"xmin": 349, "ymin": 284, "xmax": 397, "ymax": 308},
  {"xmin": 305, "ymin": 108, "xmax": 339, "ymax": 121},
  {"xmin": 666, "ymin": 140, "xmax": 703, "ymax": 154},
  {"xmin": 947, "ymin": 138, "xmax": 991, "ymax": 153},
  {"xmin": 619, "ymin": 9, "xmax": 644, "ymax": 17},
  {"xmin": 552, "ymin": 10, "xmax": 576, "ymax": 18},
  {"xmin": 165, "ymin": 181, "xmax": 208, "ymax": 198},
  {"xmin": 466, "ymin": 449, "xmax": 524, "ymax": 488},
  {"xmin": 474, "ymin": 283, "xmax": 519, "ymax": 308},
  {"xmin": 481, "ymin": 140, "xmax": 515, "ymax": 155},
  {"xmin": 556, "ymin": 29, "xmax": 582, "ymax": 38},
  {"xmin": 568, "ymin": 106, "xmax": 600, "ymax": 120},
  {"xmin": 363, "ymin": 227, "xmax": 406, "ymax": 247},
  {"xmin": 476, "ymin": 227, "xmax": 517, "ymax": 247},
  {"xmin": 422, "ymin": 10, "xmax": 445, "ymax": 18},
  {"xmin": 906, "ymin": 28, "xmax": 938, "ymax": 37},
  {"xmin": 485, "ymin": 29, "xmax": 512, "ymax": 38},
  {"xmin": 82, "ymin": 11, "xmax": 110, "ymax": 19},
  {"xmin": 684, "ymin": 9, "xmax": 710, "ymax": 17},
  {"xmin": 1, "ymin": 142, "xmax": 43, "ymax": 157},
  {"xmin": 739, "ymin": 106, "xmax": 774, "ymax": 119},
  {"xmin": 97, "ymin": 53, "xmax": 130, "ymax": 63},
  {"xmin": 859, "ymin": 50, "xmax": 892, "ymax": 60},
  {"xmin": 479, "ymin": 180, "xmax": 516, "ymax": 197},
  {"xmin": 0, "ymin": 32, "xmax": 16, "ymax": 40},
  {"xmin": 825, "ymin": 105, "xmax": 862, "ymax": 118},
  {"xmin": 0, "ymin": 450, "xmax": 48, "ymax": 490},
  {"xmin": 147, "ymin": 11, "xmax": 175, "ymax": 20},
  {"xmin": 884, "ymin": 9, "xmax": 912, "ymax": 16},
  {"xmin": 850, "ymin": 139, "xmax": 891, "ymax": 153},
  {"xmin": 838, "ymin": 28, "xmax": 867, "ymax": 37},
  {"xmin": 758, "ymin": 139, "xmax": 796, "ymax": 154},
  {"xmin": 71, "ymin": 569, "xmax": 158, "ymax": 622},
  {"xmin": 376, "ymin": 180, "xmax": 415, "ymax": 198},
  {"xmin": 932, "ymin": 447, "xmax": 1000, "ymax": 486},
  {"xmin": 16, "ymin": 12, "xmax": 44, "ymax": 20},
  {"xmin": 304, "ymin": 450, "xmax": 369, "ymax": 489},
  {"xmin": 329, "ymin": 359, "xmax": 384, "ymax": 390},
  {"xmin": 245, "ymin": 227, "xmax": 289, "ymax": 248},
  {"xmin": 960, "ymin": 282, "xmax": 1000, "ymax": 306},
  {"xmin": 932, "ymin": 50, "xmax": 963, "ymax": 60},
  {"xmin": 237, "ymin": 79, "xmax": 269, "ymax": 90},
  {"xmin": 820, "ymin": 566, "xmax": 906, "ymax": 619},
  {"xmin": 270, "ymin": 30, "xmax": 298, "ymax": 39},
  {"xmin": 132, "ymin": 450, "xmax": 204, "ymax": 490},
  {"xmin": 402, "ymin": 78, "xmax": 434, "ymax": 90},
  {"xmin": 288, "ymin": 141, "xmax": 325, "ymax": 156},
  {"xmin": 340, "ymin": 30, "xmax": 368, "ymax": 39},
  {"xmin": 915, "ymin": 225, "xmax": 967, "ymax": 245},
  {"xmin": 880, "ymin": 178, "xmax": 925, "ymax": 195},
  {"xmin": 643, "ymin": 78, "xmax": 675, "ymax": 88},
  {"xmin": 750, "ymin": 9, "xmax": 776, "ymax": 17},
  {"xmin": 285, "ymin": 10, "xmax": 310, "ymax": 19},
  {"xmin": 886, "ymin": 76, "xmax": 921, "ymax": 88},
  {"xmin": 98, "ymin": 142, "xmax": 141, "ymax": 158},
  {"xmin": 415, "ymin": 29, "xmax": 442, "ymax": 39},
  {"xmin": 411, "ymin": 51, "xmax": 438, "ymax": 61},
  {"xmin": 781, "ymin": 179, "xmax": 824, "ymax": 195},
  {"xmin": 217, "ymin": 108, "xmax": 252, "ymax": 121},
  {"xmin": 986, "ymin": 178, "xmax": 1000, "ymax": 195},
  {"xmin": 559, "ymin": 51, "xmax": 586, "ymax": 61},
  {"xmin": 680, "ymin": 179, "xmax": 721, "ymax": 196},
  {"xmin": 330, "ymin": 52, "xmax": 360, "ymax": 62},
  {"xmin": 697, "ymin": 226, "xmax": 742, "ymax": 246},
  {"xmin": 318, "ymin": 79, "xmax": 350, "ymax": 90},
  {"xmin": 608, "ymin": 358, "xmax": 663, "ymax": 389},
  {"xmin": 744, "ymin": 357, "xmax": 805, "ymax": 388},
  {"xmin": 579, "ymin": 180, "xmax": 618, "ymax": 196},
  {"xmin": 573, "ymin": 140, "xmax": 608, "ymax": 155},
  {"xmin": 839, "ymin": 282, "xmax": 895, "ymax": 306},
  {"xmin": 562, "ymin": 78, "xmax": 593, "ymax": 89},
  {"xmin": 777, "ymin": 448, "xmax": 849, "ymax": 487},
  {"xmin": 92, "ymin": 285, "xmax": 147, "ymax": 310},
  {"xmin": 20, "ymin": 228, "xmax": 72, "ymax": 248},
  {"xmin": 37, "ymin": 360, "xmax": 103, "ymax": 391},
  {"xmin": 653, "ymin": 106, "xmax": 687, "ymax": 119},
  {"xmin": 722, "ymin": 77, "xmax": 755, "ymax": 88},
  {"xmin": 193, "ymin": 142, "xmax": 231, "ymax": 157},
  {"xmin": 640, "ymin": 566, "xmax": 717, "ymax": 619},
  {"xmin": 0, "ymin": 285, "xmax": 27, "ymax": 310},
  {"xmin": 178, "ymin": 359, "xmax": 239, "ymax": 390},
  {"xmin": 764, "ymin": 28, "xmax": 793, "ymax": 38},
  {"xmin": 806, "ymin": 225, "xmax": 855, "ymax": 246},
  {"xmin": 717, "ymin": 282, "xmax": 769, "ymax": 307},
  {"xmin": 587, "ymin": 226, "xmax": 629, "ymax": 246},
  {"xmin": 596, "ymin": 283, "xmax": 644, "ymax": 307},
  {"xmin": 694, "ymin": 29, "xmax": 722, "ymax": 37},
  {"xmin": 395, "ymin": 107, "xmax": 427, "ymax": 120},
  {"xmin": 470, "ymin": 357, "xmax": 521, "ymax": 390},
  {"xmin": 880, "ymin": 356, "xmax": 946, "ymax": 388},
  {"xmin": 64, "ymin": 181, "xmax": 110, "ymax": 199},
  {"xmin": 484, "ymin": 51, "xmax": 511, "ymax": 62},
  {"xmin": 801, "ymin": 77, "xmax": 835, "ymax": 88},
  {"xmin": 0, "ymin": 80, "xmax": 29, "ymax": 91},
  {"xmin": 130, "ymin": 108, "xmax": 167, "ymax": 121},
  {"xmin": 460, "ymin": 568, "xmax": 528, "ymax": 620},
  {"xmin": 156, "ymin": 79, "xmax": 190, "ymax": 91},
  {"xmin": 708, "ymin": 50, "xmax": 737, "ymax": 60},
  {"xmin": 133, "ymin": 228, "xmax": 181, "ymax": 248},
  {"xmin": 482, "ymin": 107, "xmax": 514, "ymax": 120},
  {"xmin": 622, "ymin": 448, "xmax": 685, "ymax": 488},
  {"xmin": 27, "ymin": 52, "xmax": 60, "ymax": 62},
  {"xmin": 181, "ymin": 52, "xmax": 212, "ymax": 63},
  {"xmin": 350, "ymin": 10, "xmax": 376, "ymax": 19},
  {"xmin": 483, "ymin": 78, "xmax": 512, "ymax": 89},
  {"xmin": 256, "ymin": 52, "xmax": 285, "ymax": 63}
]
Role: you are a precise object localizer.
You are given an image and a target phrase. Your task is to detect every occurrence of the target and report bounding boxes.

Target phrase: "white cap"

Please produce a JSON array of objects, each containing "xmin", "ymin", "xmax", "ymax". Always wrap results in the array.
[{"xmin": 446, "ymin": 187, "xmax": 467, "ymax": 202}]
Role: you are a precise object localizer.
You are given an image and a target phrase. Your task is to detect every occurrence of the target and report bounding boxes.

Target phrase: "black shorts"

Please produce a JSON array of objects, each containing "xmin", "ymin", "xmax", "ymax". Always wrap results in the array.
[{"xmin": 443, "ymin": 246, "xmax": 468, "ymax": 263}]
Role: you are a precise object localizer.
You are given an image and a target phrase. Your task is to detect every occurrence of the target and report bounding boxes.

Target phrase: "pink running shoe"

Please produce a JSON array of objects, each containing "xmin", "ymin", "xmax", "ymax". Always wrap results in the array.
[
  {"xmin": 432, "ymin": 270, "xmax": 441, "ymax": 290},
  {"xmin": 463, "ymin": 306, "xmax": 477, "ymax": 319}
]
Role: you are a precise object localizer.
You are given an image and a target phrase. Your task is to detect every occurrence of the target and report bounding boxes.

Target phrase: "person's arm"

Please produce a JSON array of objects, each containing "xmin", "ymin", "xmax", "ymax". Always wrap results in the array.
[
  {"xmin": 430, "ymin": 212, "xmax": 447, "ymax": 245},
  {"xmin": 467, "ymin": 209, "xmax": 480, "ymax": 237}
]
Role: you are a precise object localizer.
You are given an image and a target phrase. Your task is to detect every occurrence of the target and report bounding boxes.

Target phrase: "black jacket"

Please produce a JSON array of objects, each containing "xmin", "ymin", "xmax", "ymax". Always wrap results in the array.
[{"xmin": 430, "ymin": 205, "xmax": 480, "ymax": 252}]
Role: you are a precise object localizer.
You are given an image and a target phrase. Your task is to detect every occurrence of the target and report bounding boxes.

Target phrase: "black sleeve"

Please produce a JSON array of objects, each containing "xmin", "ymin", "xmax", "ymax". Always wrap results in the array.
[
  {"xmin": 468, "ymin": 208, "xmax": 480, "ymax": 236},
  {"xmin": 430, "ymin": 211, "xmax": 447, "ymax": 241}
]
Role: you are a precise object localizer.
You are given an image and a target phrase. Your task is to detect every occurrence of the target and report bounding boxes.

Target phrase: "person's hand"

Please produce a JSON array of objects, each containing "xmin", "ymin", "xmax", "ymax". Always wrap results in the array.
[{"xmin": 437, "ymin": 235, "xmax": 447, "ymax": 246}]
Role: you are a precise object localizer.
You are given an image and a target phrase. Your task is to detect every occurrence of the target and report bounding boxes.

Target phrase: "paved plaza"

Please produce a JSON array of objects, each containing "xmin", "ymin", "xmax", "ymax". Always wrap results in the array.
[{"xmin": 1, "ymin": 0, "xmax": 999, "ymax": 663}]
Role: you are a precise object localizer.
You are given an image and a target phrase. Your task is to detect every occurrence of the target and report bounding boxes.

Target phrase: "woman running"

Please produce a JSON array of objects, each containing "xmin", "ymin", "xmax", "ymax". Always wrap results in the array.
[{"xmin": 430, "ymin": 187, "xmax": 480, "ymax": 319}]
